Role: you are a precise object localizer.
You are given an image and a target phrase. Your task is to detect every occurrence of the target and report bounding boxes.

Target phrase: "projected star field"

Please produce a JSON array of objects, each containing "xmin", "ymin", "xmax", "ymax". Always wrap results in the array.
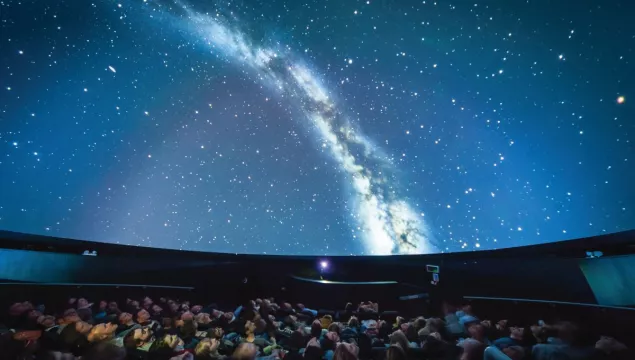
[{"xmin": 0, "ymin": 0, "xmax": 633, "ymax": 255}]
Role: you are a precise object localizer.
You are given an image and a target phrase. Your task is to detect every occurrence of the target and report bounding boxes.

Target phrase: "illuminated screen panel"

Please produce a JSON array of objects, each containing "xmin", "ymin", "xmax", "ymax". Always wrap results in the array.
[{"xmin": 0, "ymin": 0, "xmax": 632, "ymax": 255}]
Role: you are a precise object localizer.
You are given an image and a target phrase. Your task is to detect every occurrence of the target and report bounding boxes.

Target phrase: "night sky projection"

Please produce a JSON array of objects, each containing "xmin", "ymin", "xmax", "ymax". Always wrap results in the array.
[{"xmin": 0, "ymin": 0, "xmax": 633, "ymax": 255}]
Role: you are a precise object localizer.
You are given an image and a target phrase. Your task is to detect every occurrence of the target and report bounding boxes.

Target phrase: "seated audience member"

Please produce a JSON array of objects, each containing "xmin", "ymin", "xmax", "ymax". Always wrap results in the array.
[
  {"xmin": 389, "ymin": 330, "xmax": 410, "ymax": 350},
  {"xmin": 149, "ymin": 333, "xmax": 191, "ymax": 360},
  {"xmin": 195, "ymin": 338, "xmax": 224, "ymax": 360},
  {"xmin": 531, "ymin": 322, "xmax": 594, "ymax": 360},
  {"xmin": 492, "ymin": 325, "xmax": 525, "ymax": 349},
  {"xmin": 196, "ymin": 312, "xmax": 214, "ymax": 330},
  {"xmin": 87, "ymin": 322, "xmax": 119, "ymax": 342},
  {"xmin": 181, "ymin": 319, "xmax": 200, "ymax": 348},
  {"xmin": 59, "ymin": 321, "xmax": 93, "ymax": 355},
  {"xmin": 242, "ymin": 320, "xmax": 272, "ymax": 349},
  {"xmin": 233, "ymin": 342, "xmax": 258, "ymax": 360},
  {"xmin": 595, "ymin": 336, "xmax": 630, "ymax": 360},
  {"xmin": 138, "ymin": 309, "xmax": 162, "ymax": 332},
  {"xmin": 93, "ymin": 301, "xmax": 109, "ymax": 321},
  {"xmin": 58, "ymin": 308, "xmax": 82, "ymax": 334},
  {"xmin": 321, "ymin": 331, "xmax": 340, "ymax": 360},
  {"xmin": 459, "ymin": 323, "xmax": 490, "ymax": 346},
  {"xmin": 76, "ymin": 298, "xmax": 94, "ymax": 322},
  {"xmin": 310, "ymin": 319, "xmax": 323, "ymax": 339},
  {"xmin": 107, "ymin": 301, "xmax": 122, "ymax": 316},
  {"xmin": 320, "ymin": 315, "xmax": 333, "ymax": 329},
  {"xmin": 117, "ymin": 312, "xmax": 136, "ymax": 334},
  {"xmin": 151, "ymin": 304, "xmax": 164, "ymax": 320},
  {"xmin": 304, "ymin": 338, "xmax": 324, "ymax": 360},
  {"xmin": 461, "ymin": 338, "xmax": 486, "ymax": 360},
  {"xmin": 333, "ymin": 342, "xmax": 359, "ymax": 360},
  {"xmin": 123, "ymin": 325, "xmax": 156, "ymax": 351}
]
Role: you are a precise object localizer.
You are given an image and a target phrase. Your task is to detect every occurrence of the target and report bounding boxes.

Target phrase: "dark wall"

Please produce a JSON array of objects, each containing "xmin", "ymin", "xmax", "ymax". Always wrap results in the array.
[{"xmin": 0, "ymin": 247, "xmax": 597, "ymax": 306}]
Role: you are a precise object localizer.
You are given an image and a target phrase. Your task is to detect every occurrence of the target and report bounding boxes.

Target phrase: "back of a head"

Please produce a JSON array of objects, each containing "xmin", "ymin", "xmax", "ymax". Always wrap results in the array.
[
  {"xmin": 233, "ymin": 342, "xmax": 258, "ymax": 360},
  {"xmin": 386, "ymin": 345, "xmax": 407, "ymax": 360},
  {"xmin": 389, "ymin": 330, "xmax": 409, "ymax": 351},
  {"xmin": 333, "ymin": 342, "xmax": 359, "ymax": 360},
  {"xmin": 460, "ymin": 339, "xmax": 485, "ymax": 360}
]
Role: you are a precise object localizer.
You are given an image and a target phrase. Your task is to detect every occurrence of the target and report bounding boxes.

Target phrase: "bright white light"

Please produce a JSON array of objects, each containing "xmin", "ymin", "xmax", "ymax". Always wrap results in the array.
[{"xmin": 320, "ymin": 261, "xmax": 328, "ymax": 269}]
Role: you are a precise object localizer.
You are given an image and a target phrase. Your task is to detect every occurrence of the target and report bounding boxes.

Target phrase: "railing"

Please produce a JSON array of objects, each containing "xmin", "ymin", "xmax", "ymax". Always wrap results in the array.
[
  {"xmin": 0, "ymin": 282, "xmax": 194, "ymax": 290},
  {"xmin": 290, "ymin": 275, "xmax": 398, "ymax": 285},
  {"xmin": 464, "ymin": 295, "xmax": 635, "ymax": 311}
]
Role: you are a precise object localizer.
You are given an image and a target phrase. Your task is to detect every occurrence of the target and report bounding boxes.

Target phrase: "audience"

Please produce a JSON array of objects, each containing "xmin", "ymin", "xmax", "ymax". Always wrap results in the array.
[{"xmin": 0, "ymin": 295, "xmax": 629, "ymax": 360}]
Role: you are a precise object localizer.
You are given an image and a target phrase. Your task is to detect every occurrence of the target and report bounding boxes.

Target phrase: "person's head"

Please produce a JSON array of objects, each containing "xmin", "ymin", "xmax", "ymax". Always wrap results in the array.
[
  {"xmin": 28, "ymin": 309, "xmax": 43, "ymax": 321},
  {"xmin": 87, "ymin": 322, "xmax": 118, "ymax": 342},
  {"xmin": 223, "ymin": 311, "xmax": 234, "ymax": 322},
  {"xmin": 195, "ymin": 338, "xmax": 221, "ymax": 358},
  {"xmin": 462, "ymin": 305, "xmax": 473, "ymax": 315},
  {"xmin": 304, "ymin": 338, "xmax": 323, "ymax": 360},
  {"xmin": 333, "ymin": 342, "xmax": 358, "ymax": 360},
  {"xmin": 149, "ymin": 334, "xmax": 183, "ymax": 359},
  {"xmin": 413, "ymin": 317, "xmax": 426, "ymax": 331},
  {"xmin": 181, "ymin": 311, "xmax": 194, "ymax": 322},
  {"xmin": 595, "ymin": 336, "xmax": 627, "ymax": 354},
  {"xmin": 467, "ymin": 323, "xmax": 485, "ymax": 340},
  {"xmin": 77, "ymin": 298, "xmax": 90, "ymax": 309},
  {"xmin": 63, "ymin": 308, "xmax": 81, "ymax": 324},
  {"xmin": 191, "ymin": 305, "xmax": 203, "ymax": 314},
  {"xmin": 311, "ymin": 319, "xmax": 323, "ymax": 338},
  {"xmin": 106, "ymin": 301, "xmax": 119, "ymax": 315},
  {"xmin": 151, "ymin": 304, "xmax": 163, "ymax": 315},
  {"xmin": 296, "ymin": 303, "xmax": 305, "ymax": 311},
  {"xmin": 169, "ymin": 302, "xmax": 180, "ymax": 313},
  {"xmin": 98, "ymin": 301, "xmax": 107, "ymax": 311},
  {"xmin": 196, "ymin": 312, "xmax": 212, "ymax": 325},
  {"xmin": 509, "ymin": 326, "xmax": 524, "ymax": 340},
  {"xmin": 460, "ymin": 338, "xmax": 485, "ymax": 360},
  {"xmin": 530, "ymin": 325, "xmax": 547, "ymax": 343},
  {"xmin": 143, "ymin": 297, "xmax": 153, "ymax": 308},
  {"xmin": 328, "ymin": 322, "xmax": 341, "ymax": 334},
  {"xmin": 245, "ymin": 320, "xmax": 256, "ymax": 335},
  {"xmin": 123, "ymin": 326, "xmax": 154, "ymax": 349},
  {"xmin": 347, "ymin": 316, "xmax": 359, "ymax": 328},
  {"xmin": 322, "ymin": 331, "xmax": 339, "ymax": 351},
  {"xmin": 320, "ymin": 315, "xmax": 333, "ymax": 329},
  {"xmin": 118, "ymin": 312, "xmax": 133, "ymax": 325},
  {"xmin": 386, "ymin": 345, "xmax": 407, "ymax": 360},
  {"xmin": 9, "ymin": 302, "xmax": 30, "ymax": 316},
  {"xmin": 233, "ymin": 342, "xmax": 258, "ymax": 360},
  {"xmin": 254, "ymin": 318, "xmax": 267, "ymax": 333},
  {"xmin": 426, "ymin": 318, "xmax": 445, "ymax": 334},
  {"xmin": 389, "ymin": 330, "xmax": 410, "ymax": 351},
  {"xmin": 37, "ymin": 315, "xmax": 56, "ymax": 328},
  {"xmin": 60, "ymin": 321, "xmax": 92, "ymax": 354},
  {"xmin": 209, "ymin": 327, "xmax": 224, "ymax": 339},
  {"xmin": 137, "ymin": 309, "xmax": 151, "ymax": 323}
]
